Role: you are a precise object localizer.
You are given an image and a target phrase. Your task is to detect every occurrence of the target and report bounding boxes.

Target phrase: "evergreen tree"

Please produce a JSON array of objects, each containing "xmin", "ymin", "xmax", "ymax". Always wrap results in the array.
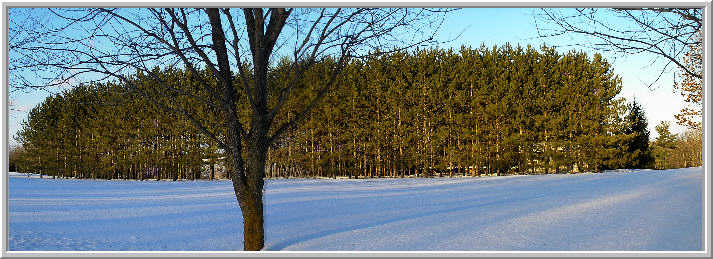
[
  {"xmin": 623, "ymin": 100, "xmax": 654, "ymax": 169},
  {"xmin": 652, "ymin": 121, "xmax": 677, "ymax": 169},
  {"xmin": 16, "ymin": 44, "xmax": 648, "ymax": 180}
]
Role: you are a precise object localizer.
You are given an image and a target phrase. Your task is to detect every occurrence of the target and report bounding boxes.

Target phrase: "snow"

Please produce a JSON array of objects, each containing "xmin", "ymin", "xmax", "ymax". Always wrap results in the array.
[{"xmin": 8, "ymin": 167, "xmax": 703, "ymax": 251}]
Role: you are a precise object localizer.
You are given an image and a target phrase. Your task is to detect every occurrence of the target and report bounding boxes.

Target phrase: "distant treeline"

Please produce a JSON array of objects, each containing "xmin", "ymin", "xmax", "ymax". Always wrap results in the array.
[{"xmin": 12, "ymin": 44, "xmax": 696, "ymax": 180}]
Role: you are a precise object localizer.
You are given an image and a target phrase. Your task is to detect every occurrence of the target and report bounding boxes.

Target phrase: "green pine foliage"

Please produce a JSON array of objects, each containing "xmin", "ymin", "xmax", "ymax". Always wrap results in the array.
[
  {"xmin": 651, "ymin": 121, "xmax": 703, "ymax": 169},
  {"xmin": 14, "ymin": 71, "xmax": 212, "ymax": 180},
  {"xmin": 14, "ymin": 44, "xmax": 658, "ymax": 179},
  {"xmin": 621, "ymin": 100, "xmax": 655, "ymax": 169}
]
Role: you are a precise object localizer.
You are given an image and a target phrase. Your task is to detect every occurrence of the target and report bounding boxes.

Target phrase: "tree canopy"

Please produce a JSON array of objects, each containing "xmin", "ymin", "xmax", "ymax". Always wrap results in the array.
[{"xmin": 15, "ymin": 44, "xmax": 661, "ymax": 182}]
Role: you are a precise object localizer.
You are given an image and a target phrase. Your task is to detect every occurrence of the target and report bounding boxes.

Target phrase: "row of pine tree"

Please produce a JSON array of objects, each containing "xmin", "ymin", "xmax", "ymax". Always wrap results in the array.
[{"xmin": 11, "ymin": 45, "xmax": 668, "ymax": 180}]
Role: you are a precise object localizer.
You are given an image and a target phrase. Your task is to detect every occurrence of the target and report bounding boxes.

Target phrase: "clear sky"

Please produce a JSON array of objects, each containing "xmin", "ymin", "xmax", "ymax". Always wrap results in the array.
[{"xmin": 7, "ymin": 8, "xmax": 690, "ymax": 146}]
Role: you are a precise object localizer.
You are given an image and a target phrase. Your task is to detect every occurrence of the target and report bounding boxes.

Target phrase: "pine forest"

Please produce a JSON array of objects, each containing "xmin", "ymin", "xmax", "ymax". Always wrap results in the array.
[{"xmin": 11, "ymin": 45, "xmax": 700, "ymax": 180}]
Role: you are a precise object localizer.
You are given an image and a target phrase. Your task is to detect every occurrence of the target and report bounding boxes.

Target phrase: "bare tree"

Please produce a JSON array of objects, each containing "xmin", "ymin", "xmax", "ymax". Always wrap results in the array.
[
  {"xmin": 535, "ymin": 8, "xmax": 703, "ymax": 87},
  {"xmin": 673, "ymin": 29, "xmax": 703, "ymax": 130},
  {"xmin": 9, "ymin": 7, "xmax": 454, "ymax": 250}
]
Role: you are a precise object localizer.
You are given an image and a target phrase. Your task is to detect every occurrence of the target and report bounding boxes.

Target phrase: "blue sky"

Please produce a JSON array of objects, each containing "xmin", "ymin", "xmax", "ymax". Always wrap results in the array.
[{"xmin": 7, "ymin": 8, "xmax": 689, "ymax": 146}]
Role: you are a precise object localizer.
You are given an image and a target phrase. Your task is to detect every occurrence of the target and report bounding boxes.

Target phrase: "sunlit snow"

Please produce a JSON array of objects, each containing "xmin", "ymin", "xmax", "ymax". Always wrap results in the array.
[{"xmin": 8, "ymin": 167, "xmax": 703, "ymax": 251}]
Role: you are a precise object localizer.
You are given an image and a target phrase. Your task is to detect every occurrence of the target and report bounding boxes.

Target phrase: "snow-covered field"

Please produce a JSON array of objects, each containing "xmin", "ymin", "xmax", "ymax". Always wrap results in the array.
[{"xmin": 8, "ymin": 167, "xmax": 703, "ymax": 251}]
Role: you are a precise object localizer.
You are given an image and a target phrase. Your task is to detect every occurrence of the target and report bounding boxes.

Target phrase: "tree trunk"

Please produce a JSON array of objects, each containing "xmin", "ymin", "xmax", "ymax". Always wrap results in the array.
[
  {"xmin": 240, "ymin": 195, "xmax": 264, "ymax": 250},
  {"xmin": 237, "ymin": 133, "xmax": 269, "ymax": 251},
  {"xmin": 227, "ymin": 137, "xmax": 266, "ymax": 251}
]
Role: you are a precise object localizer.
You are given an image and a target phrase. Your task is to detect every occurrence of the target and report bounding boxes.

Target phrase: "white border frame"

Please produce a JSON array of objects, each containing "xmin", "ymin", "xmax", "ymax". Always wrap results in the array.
[{"xmin": 1, "ymin": 1, "xmax": 710, "ymax": 257}]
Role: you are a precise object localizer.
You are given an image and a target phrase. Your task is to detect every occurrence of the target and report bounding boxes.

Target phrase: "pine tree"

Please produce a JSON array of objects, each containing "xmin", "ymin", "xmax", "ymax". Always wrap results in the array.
[
  {"xmin": 651, "ymin": 121, "xmax": 677, "ymax": 169},
  {"xmin": 16, "ymin": 44, "xmax": 636, "ymax": 180},
  {"xmin": 623, "ymin": 100, "xmax": 654, "ymax": 169}
]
